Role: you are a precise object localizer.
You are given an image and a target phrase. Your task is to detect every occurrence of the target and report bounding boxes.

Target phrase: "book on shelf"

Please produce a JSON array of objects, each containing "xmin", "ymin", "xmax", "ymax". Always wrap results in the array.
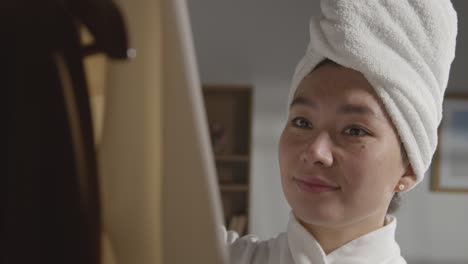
[
  {"xmin": 217, "ymin": 165, "xmax": 234, "ymax": 183},
  {"xmin": 228, "ymin": 215, "xmax": 239, "ymax": 231},
  {"xmin": 228, "ymin": 214, "xmax": 247, "ymax": 235}
]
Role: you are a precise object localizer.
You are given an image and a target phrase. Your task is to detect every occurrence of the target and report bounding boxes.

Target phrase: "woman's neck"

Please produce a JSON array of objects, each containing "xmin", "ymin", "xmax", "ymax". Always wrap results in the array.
[{"xmin": 298, "ymin": 212, "xmax": 387, "ymax": 254}]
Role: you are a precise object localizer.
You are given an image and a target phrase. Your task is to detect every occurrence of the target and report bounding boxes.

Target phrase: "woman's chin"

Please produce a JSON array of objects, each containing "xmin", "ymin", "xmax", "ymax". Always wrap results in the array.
[{"xmin": 293, "ymin": 205, "xmax": 344, "ymax": 228}]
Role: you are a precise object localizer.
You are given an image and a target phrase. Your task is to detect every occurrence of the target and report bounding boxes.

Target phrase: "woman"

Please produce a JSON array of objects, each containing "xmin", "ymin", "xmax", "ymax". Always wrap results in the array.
[{"xmin": 224, "ymin": 0, "xmax": 458, "ymax": 263}]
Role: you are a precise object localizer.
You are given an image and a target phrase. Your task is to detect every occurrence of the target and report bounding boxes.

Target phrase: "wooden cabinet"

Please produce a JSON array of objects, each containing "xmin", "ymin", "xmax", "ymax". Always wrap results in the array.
[{"xmin": 203, "ymin": 85, "xmax": 252, "ymax": 235}]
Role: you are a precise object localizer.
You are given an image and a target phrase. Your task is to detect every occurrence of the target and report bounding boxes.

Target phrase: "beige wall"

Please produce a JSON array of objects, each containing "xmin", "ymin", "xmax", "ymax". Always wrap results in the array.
[{"xmin": 98, "ymin": 0, "xmax": 162, "ymax": 263}]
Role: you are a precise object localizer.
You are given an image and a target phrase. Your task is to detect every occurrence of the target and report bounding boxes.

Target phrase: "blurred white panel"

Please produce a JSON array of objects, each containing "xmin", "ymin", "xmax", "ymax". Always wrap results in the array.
[{"xmin": 161, "ymin": 0, "xmax": 227, "ymax": 263}]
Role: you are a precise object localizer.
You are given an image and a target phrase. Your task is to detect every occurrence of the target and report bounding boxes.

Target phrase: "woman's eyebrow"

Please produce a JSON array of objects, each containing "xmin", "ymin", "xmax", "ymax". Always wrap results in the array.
[
  {"xmin": 289, "ymin": 96, "xmax": 317, "ymax": 110},
  {"xmin": 290, "ymin": 97, "xmax": 385, "ymax": 121},
  {"xmin": 337, "ymin": 103, "xmax": 384, "ymax": 121}
]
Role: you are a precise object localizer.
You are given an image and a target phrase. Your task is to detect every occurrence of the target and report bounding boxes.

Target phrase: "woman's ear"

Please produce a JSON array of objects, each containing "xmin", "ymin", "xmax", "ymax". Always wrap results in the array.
[{"xmin": 395, "ymin": 165, "xmax": 417, "ymax": 192}]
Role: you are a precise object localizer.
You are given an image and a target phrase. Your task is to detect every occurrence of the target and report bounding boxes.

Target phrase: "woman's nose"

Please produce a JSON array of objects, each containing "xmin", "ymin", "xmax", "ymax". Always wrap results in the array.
[{"xmin": 300, "ymin": 131, "xmax": 333, "ymax": 167}]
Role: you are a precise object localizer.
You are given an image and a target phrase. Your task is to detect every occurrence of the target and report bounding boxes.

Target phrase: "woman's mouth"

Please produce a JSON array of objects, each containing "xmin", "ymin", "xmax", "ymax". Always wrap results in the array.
[{"xmin": 293, "ymin": 177, "xmax": 340, "ymax": 193}]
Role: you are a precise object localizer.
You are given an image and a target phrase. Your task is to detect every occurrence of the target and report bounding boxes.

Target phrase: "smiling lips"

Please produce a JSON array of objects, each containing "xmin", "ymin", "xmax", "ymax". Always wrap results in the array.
[{"xmin": 293, "ymin": 177, "xmax": 340, "ymax": 193}]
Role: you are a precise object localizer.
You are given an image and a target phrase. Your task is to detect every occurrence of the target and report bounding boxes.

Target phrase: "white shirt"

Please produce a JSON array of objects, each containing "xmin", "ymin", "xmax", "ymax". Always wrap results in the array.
[{"xmin": 224, "ymin": 213, "xmax": 406, "ymax": 264}]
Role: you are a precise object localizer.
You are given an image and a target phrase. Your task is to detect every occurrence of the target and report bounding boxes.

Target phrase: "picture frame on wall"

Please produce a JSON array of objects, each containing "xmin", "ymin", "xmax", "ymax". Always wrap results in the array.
[{"xmin": 431, "ymin": 93, "xmax": 468, "ymax": 193}]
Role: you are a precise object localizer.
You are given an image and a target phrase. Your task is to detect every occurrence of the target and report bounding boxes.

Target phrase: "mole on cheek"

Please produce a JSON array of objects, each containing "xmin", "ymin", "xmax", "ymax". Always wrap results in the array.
[{"xmin": 350, "ymin": 144, "xmax": 366, "ymax": 155}]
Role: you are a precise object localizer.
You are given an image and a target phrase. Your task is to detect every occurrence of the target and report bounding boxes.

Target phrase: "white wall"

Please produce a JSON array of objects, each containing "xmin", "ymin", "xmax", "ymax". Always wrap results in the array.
[
  {"xmin": 188, "ymin": 0, "xmax": 468, "ymax": 262},
  {"xmin": 449, "ymin": 1, "xmax": 468, "ymax": 92},
  {"xmin": 395, "ymin": 171, "xmax": 468, "ymax": 263}
]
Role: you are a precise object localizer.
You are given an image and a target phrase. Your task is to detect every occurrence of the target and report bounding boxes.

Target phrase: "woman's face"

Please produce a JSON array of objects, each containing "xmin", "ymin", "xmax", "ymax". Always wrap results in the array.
[{"xmin": 279, "ymin": 64, "xmax": 414, "ymax": 228}]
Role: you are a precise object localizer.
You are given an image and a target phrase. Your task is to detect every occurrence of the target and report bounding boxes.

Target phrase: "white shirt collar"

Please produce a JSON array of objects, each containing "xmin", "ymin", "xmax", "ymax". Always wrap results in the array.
[{"xmin": 287, "ymin": 212, "xmax": 402, "ymax": 264}]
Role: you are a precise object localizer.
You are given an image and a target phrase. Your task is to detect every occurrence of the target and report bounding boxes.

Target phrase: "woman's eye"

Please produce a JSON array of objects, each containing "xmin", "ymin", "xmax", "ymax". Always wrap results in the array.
[
  {"xmin": 344, "ymin": 126, "xmax": 370, "ymax": 137},
  {"xmin": 292, "ymin": 117, "xmax": 312, "ymax": 128}
]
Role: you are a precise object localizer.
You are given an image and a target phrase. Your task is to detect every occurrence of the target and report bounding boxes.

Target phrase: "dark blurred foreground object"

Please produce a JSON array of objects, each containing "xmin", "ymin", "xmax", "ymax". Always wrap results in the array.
[{"xmin": 3, "ymin": 0, "xmax": 129, "ymax": 263}]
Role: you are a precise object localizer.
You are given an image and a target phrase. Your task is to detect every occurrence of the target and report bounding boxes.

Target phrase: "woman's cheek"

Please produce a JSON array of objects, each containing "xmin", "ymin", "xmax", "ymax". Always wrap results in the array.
[
  {"xmin": 339, "ymin": 146, "xmax": 374, "ymax": 182},
  {"xmin": 282, "ymin": 129, "xmax": 308, "ymax": 149},
  {"xmin": 338, "ymin": 141, "xmax": 369, "ymax": 158},
  {"xmin": 279, "ymin": 132, "xmax": 299, "ymax": 164}
]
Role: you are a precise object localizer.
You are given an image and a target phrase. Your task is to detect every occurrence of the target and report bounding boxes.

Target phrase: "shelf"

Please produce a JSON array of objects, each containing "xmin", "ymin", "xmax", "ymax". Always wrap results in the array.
[
  {"xmin": 215, "ymin": 155, "xmax": 249, "ymax": 163},
  {"xmin": 203, "ymin": 85, "xmax": 252, "ymax": 235},
  {"xmin": 220, "ymin": 184, "xmax": 249, "ymax": 192}
]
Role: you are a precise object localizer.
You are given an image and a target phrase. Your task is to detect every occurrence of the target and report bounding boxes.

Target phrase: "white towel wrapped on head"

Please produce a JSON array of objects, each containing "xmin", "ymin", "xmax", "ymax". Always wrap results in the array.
[{"xmin": 289, "ymin": 0, "xmax": 458, "ymax": 190}]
